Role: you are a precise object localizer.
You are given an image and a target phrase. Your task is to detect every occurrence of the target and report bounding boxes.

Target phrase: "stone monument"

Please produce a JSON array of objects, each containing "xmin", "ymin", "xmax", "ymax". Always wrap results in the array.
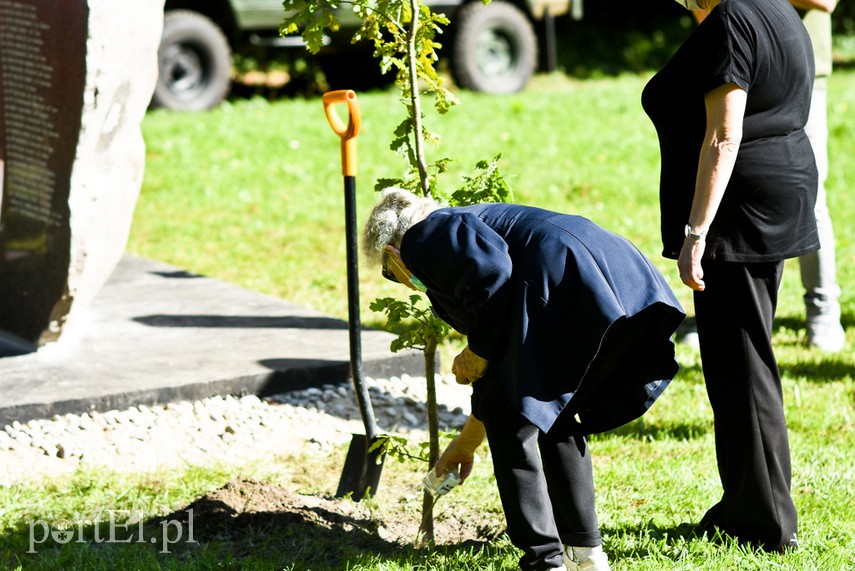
[{"xmin": 0, "ymin": 0, "xmax": 164, "ymax": 352}]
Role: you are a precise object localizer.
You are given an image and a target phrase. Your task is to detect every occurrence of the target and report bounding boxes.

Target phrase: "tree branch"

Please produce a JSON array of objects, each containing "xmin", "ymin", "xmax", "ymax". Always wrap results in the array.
[{"xmin": 407, "ymin": 0, "xmax": 430, "ymax": 196}]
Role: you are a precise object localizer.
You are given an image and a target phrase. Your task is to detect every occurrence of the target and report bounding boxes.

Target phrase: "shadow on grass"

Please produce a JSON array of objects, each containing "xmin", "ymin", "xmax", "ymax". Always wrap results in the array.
[
  {"xmin": 604, "ymin": 519, "xmax": 849, "ymax": 567},
  {"xmin": 774, "ymin": 313, "xmax": 853, "ymax": 383},
  {"xmin": 148, "ymin": 503, "xmax": 407, "ymax": 568},
  {"xmin": 603, "ymin": 520, "xmax": 705, "ymax": 558},
  {"xmin": 142, "ymin": 499, "xmax": 498, "ymax": 570},
  {"xmin": 597, "ymin": 418, "xmax": 712, "ymax": 442},
  {"xmin": 774, "ymin": 308, "xmax": 854, "ymax": 335},
  {"xmin": 0, "ymin": 502, "xmax": 496, "ymax": 571},
  {"xmin": 677, "ymin": 313, "xmax": 852, "ymax": 383},
  {"xmin": 601, "ymin": 520, "xmax": 770, "ymax": 561},
  {"xmin": 779, "ymin": 359, "xmax": 855, "ymax": 382}
]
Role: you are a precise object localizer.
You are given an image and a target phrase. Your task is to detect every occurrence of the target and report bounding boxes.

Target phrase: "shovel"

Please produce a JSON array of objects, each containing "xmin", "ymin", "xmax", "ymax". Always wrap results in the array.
[{"xmin": 323, "ymin": 89, "xmax": 384, "ymax": 500}]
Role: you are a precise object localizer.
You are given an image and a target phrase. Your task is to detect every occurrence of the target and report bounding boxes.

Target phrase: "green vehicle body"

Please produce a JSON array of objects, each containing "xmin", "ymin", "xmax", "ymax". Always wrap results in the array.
[{"xmin": 153, "ymin": 0, "xmax": 583, "ymax": 111}]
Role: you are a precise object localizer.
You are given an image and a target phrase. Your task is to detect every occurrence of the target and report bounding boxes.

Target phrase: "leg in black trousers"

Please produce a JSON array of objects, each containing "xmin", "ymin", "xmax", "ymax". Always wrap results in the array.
[
  {"xmin": 694, "ymin": 260, "xmax": 798, "ymax": 550},
  {"xmin": 477, "ymin": 377, "xmax": 601, "ymax": 570}
]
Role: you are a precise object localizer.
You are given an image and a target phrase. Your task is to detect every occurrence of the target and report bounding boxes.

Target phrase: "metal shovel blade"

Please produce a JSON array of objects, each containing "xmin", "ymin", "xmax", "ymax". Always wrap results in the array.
[{"xmin": 335, "ymin": 434, "xmax": 385, "ymax": 499}]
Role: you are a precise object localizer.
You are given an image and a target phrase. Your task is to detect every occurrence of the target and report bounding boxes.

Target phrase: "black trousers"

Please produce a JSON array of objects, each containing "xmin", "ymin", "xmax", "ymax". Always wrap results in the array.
[
  {"xmin": 477, "ymin": 377, "xmax": 601, "ymax": 570},
  {"xmin": 694, "ymin": 260, "xmax": 798, "ymax": 550}
]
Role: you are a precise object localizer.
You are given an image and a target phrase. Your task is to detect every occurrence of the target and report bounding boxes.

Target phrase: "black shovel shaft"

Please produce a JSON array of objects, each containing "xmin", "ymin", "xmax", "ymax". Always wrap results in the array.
[
  {"xmin": 344, "ymin": 175, "xmax": 378, "ymax": 441},
  {"xmin": 325, "ymin": 90, "xmax": 384, "ymax": 499}
]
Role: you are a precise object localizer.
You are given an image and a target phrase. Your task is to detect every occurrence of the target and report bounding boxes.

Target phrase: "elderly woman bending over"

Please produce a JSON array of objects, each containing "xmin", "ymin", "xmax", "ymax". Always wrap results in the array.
[{"xmin": 363, "ymin": 188, "xmax": 685, "ymax": 571}]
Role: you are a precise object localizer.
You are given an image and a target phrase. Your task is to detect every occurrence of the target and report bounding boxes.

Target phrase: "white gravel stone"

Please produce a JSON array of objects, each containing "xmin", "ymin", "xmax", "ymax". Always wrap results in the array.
[
  {"xmin": 0, "ymin": 374, "xmax": 471, "ymax": 485},
  {"xmin": 12, "ymin": 432, "xmax": 32, "ymax": 447}
]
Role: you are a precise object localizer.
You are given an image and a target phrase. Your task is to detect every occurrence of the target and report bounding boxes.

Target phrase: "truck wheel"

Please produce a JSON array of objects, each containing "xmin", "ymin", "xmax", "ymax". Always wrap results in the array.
[
  {"xmin": 152, "ymin": 10, "xmax": 233, "ymax": 111},
  {"xmin": 451, "ymin": 0, "xmax": 538, "ymax": 93}
]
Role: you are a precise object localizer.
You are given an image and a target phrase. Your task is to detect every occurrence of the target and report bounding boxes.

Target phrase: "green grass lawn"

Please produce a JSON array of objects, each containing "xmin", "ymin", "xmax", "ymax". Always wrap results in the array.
[
  {"xmin": 131, "ymin": 72, "xmax": 681, "ymax": 324},
  {"xmin": 128, "ymin": 71, "xmax": 855, "ymax": 331},
  {"xmin": 1, "ymin": 70, "xmax": 852, "ymax": 569}
]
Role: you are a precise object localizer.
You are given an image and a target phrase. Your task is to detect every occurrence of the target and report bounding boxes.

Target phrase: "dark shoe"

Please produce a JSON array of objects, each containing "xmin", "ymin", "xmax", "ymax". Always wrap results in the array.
[
  {"xmin": 697, "ymin": 506, "xmax": 722, "ymax": 536},
  {"xmin": 773, "ymin": 535, "xmax": 799, "ymax": 554}
]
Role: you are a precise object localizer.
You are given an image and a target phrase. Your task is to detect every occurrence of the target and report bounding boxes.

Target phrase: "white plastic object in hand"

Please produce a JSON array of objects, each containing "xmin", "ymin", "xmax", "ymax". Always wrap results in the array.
[{"xmin": 422, "ymin": 468, "xmax": 461, "ymax": 497}]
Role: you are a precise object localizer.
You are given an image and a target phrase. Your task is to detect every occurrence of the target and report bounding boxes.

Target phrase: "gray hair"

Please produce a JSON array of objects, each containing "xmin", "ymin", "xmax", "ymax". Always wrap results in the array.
[{"xmin": 362, "ymin": 187, "xmax": 440, "ymax": 267}]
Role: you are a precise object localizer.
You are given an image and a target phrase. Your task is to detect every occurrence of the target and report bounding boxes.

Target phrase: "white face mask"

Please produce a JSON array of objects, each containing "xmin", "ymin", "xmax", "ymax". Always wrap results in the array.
[{"xmin": 674, "ymin": 0, "xmax": 703, "ymax": 10}]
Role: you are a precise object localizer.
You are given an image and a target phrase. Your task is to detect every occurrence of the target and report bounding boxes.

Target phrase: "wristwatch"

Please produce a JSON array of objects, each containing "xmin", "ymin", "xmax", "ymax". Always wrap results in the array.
[{"xmin": 684, "ymin": 224, "xmax": 707, "ymax": 241}]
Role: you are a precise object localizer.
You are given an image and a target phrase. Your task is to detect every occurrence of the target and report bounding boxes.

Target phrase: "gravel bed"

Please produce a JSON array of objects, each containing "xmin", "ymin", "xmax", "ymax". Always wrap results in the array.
[{"xmin": 0, "ymin": 374, "xmax": 471, "ymax": 486}]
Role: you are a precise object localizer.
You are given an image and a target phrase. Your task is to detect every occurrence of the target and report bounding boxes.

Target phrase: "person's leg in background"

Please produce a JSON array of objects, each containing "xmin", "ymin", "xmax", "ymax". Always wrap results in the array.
[
  {"xmin": 799, "ymin": 77, "xmax": 846, "ymax": 353},
  {"xmin": 694, "ymin": 261, "xmax": 799, "ymax": 551}
]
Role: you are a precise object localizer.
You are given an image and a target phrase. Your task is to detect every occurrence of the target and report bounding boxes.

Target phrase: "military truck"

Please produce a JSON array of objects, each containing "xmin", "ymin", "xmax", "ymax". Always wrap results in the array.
[{"xmin": 152, "ymin": 0, "xmax": 583, "ymax": 111}]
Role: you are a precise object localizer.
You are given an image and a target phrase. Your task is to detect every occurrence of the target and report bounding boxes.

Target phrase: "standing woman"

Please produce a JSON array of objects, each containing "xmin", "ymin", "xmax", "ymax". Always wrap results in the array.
[{"xmin": 642, "ymin": 0, "xmax": 818, "ymax": 552}]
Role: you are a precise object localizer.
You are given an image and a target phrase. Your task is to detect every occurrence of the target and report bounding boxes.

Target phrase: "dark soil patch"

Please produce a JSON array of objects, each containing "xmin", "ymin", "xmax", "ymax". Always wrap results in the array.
[{"xmin": 156, "ymin": 478, "xmax": 504, "ymax": 568}]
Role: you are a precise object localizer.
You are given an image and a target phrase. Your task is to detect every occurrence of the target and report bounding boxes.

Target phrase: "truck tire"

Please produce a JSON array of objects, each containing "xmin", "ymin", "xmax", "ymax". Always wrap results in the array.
[
  {"xmin": 451, "ymin": 0, "xmax": 538, "ymax": 93},
  {"xmin": 152, "ymin": 10, "xmax": 233, "ymax": 111}
]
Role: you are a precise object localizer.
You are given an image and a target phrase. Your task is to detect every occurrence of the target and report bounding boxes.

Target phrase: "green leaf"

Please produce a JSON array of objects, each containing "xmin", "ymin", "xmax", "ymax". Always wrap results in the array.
[
  {"xmin": 375, "ymin": 177, "xmax": 405, "ymax": 191},
  {"xmin": 450, "ymin": 154, "xmax": 514, "ymax": 206},
  {"xmin": 280, "ymin": 0, "xmax": 342, "ymax": 53}
]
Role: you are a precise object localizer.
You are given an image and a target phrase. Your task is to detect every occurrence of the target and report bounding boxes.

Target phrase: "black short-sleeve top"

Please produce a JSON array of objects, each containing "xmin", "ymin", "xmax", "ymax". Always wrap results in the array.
[{"xmin": 642, "ymin": 0, "xmax": 819, "ymax": 262}]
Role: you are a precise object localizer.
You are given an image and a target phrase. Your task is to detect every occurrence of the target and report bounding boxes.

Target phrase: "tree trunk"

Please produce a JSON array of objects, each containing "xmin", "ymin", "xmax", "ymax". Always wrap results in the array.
[
  {"xmin": 417, "ymin": 333, "xmax": 439, "ymax": 545},
  {"xmin": 407, "ymin": 0, "xmax": 430, "ymax": 196}
]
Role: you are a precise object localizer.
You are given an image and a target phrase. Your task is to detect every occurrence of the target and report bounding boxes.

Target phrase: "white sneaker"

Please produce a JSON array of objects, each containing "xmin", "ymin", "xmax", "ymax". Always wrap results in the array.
[
  {"xmin": 564, "ymin": 545, "xmax": 611, "ymax": 571},
  {"xmin": 807, "ymin": 321, "xmax": 846, "ymax": 353}
]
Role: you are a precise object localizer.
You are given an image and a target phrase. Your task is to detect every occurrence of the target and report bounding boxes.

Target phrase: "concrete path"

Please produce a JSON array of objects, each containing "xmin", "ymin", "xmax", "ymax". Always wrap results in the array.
[{"xmin": 0, "ymin": 255, "xmax": 423, "ymax": 426}]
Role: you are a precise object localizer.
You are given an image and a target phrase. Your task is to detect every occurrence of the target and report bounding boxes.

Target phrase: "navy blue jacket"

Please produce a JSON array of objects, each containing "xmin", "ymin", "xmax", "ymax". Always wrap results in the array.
[{"xmin": 400, "ymin": 204, "xmax": 685, "ymax": 434}]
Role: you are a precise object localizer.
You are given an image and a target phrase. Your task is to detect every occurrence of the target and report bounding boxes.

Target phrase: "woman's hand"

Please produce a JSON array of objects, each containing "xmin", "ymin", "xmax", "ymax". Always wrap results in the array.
[
  {"xmin": 677, "ymin": 83, "xmax": 745, "ymax": 293},
  {"xmin": 452, "ymin": 346, "xmax": 488, "ymax": 385},
  {"xmin": 434, "ymin": 415, "xmax": 486, "ymax": 484},
  {"xmin": 678, "ymin": 236, "xmax": 706, "ymax": 291},
  {"xmin": 434, "ymin": 436, "xmax": 476, "ymax": 484}
]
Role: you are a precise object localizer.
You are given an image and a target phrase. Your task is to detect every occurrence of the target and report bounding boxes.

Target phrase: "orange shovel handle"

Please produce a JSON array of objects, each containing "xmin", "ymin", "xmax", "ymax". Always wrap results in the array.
[{"xmin": 323, "ymin": 90, "xmax": 361, "ymax": 177}]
